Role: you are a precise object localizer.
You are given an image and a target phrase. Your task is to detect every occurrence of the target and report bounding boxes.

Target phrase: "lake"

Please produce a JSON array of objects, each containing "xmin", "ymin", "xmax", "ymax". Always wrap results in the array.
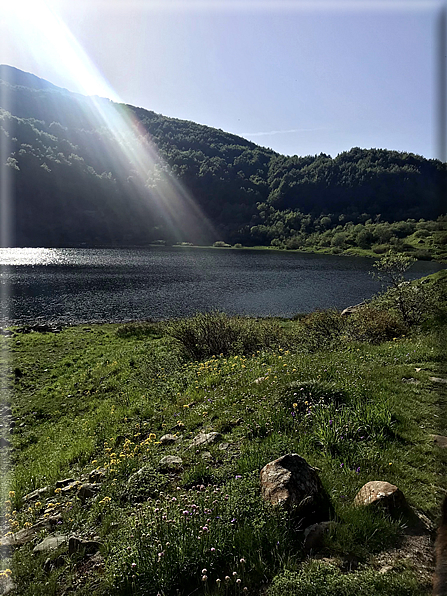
[{"xmin": 0, "ymin": 247, "xmax": 443, "ymax": 325}]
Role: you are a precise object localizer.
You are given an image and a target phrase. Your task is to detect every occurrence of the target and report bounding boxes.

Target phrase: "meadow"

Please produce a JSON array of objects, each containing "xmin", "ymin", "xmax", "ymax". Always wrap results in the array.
[{"xmin": 0, "ymin": 263, "xmax": 446, "ymax": 595}]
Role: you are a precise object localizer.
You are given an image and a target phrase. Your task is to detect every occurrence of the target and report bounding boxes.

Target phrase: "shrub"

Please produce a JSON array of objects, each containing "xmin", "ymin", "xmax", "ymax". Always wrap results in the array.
[
  {"xmin": 166, "ymin": 311, "xmax": 286, "ymax": 359},
  {"xmin": 372, "ymin": 243, "xmax": 389, "ymax": 254},
  {"xmin": 298, "ymin": 309, "xmax": 345, "ymax": 351},
  {"xmin": 345, "ymin": 307, "xmax": 406, "ymax": 344}
]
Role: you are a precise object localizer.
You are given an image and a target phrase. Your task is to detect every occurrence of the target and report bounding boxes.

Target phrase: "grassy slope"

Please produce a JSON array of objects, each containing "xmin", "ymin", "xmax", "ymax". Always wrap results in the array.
[{"xmin": 0, "ymin": 277, "xmax": 446, "ymax": 595}]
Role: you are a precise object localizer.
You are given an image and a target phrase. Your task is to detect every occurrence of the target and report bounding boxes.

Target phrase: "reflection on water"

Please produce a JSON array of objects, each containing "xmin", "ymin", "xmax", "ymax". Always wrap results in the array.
[{"xmin": 0, "ymin": 247, "xmax": 442, "ymax": 325}]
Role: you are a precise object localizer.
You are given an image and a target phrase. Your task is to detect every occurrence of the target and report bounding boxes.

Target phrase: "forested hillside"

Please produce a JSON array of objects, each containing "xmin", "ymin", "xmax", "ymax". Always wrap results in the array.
[{"xmin": 1, "ymin": 65, "xmax": 446, "ymax": 249}]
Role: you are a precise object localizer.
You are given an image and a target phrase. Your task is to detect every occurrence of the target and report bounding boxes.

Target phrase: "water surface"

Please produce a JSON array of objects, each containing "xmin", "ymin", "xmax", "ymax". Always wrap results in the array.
[{"xmin": 0, "ymin": 247, "xmax": 442, "ymax": 325}]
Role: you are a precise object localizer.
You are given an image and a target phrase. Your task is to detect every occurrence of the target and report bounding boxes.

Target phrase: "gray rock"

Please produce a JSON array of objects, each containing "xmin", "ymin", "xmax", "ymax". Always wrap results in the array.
[
  {"xmin": 341, "ymin": 302, "xmax": 366, "ymax": 316},
  {"xmin": 159, "ymin": 455, "xmax": 182, "ymax": 468},
  {"xmin": 354, "ymin": 481, "xmax": 406, "ymax": 513},
  {"xmin": 23, "ymin": 487, "xmax": 49, "ymax": 502},
  {"xmin": 0, "ymin": 575, "xmax": 15, "ymax": 594},
  {"xmin": 431, "ymin": 435, "xmax": 447, "ymax": 449},
  {"xmin": 33, "ymin": 535, "xmax": 68, "ymax": 553},
  {"xmin": 201, "ymin": 451, "xmax": 212, "ymax": 460},
  {"xmin": 260, "ymin": 453, "xmax": 325, "ymax": 509},
  {"xmin": 88, "ymin": 468, "xmax": 106, "ymax": 483},
  {"xmin": 218, "ymin": 443, "xmax": 230, "ymax": 451},
  {"xmin": 429, "ymin": 377, "xmax": 447, "ymax": 384},
  {"xmin": 68, "ymin": 536, "xmax": 102, "ymax": 556},
  {"xmin": 61, "ymin": 481, "xmax": 81, "ymax": 493},
  {"xmin": 159, "ymin": 434, "xmax": 178, "ymax": 445},
  {"xmin": 1, "ymin": 516, "xmax": 65, "ymax": 546},
  {"xmin": 189, "ymin": 432, "xmax": 221, "ymax": 449},
  {"xmin": 77, "ymin": 483, "xmax": 100, "ymax": 500},
  {"xmin": 0, "ymin": 437, "xmax": 11, "ymax": 449},
  {"xmin": 55, "ymin": 478, "xmax": 75, "ymax": 489}
]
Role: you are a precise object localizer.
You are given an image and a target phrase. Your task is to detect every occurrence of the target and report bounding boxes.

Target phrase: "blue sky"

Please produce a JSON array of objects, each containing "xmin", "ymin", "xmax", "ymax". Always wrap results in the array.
[{"xmin": 1, "ymin": 0, "xmax": 445, "ymax": 160}]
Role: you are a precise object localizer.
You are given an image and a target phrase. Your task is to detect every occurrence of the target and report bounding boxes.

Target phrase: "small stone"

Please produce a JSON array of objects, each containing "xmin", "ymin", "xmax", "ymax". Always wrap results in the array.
[
  {"xmin": 201, "ymin": 451, "xmax": 212, "ymax": 460},
  {"xmin": 159, "ymin": 456, "xmax": 183, "ymax": 468},
  {"xmin": 218, "ymin": 443, "xmax": 230, "ymax": 451},
  {"xmin": 189, "ymin": 432, "xmax": 221, "ymax": 449},
  {"xmin": 159, "ymin": 434, "xmax": 178, "ymax": 445},
  {"xmin": 23, "ymin": 486, "xmax": 49, "ymax": 501},
  {"xmin": 431, "ymin": 435, "xmax": 447, "ymax": 449},
  {"xmin": 61, "ymin": 481, "xmax": 81, "ymax": 493},
  {"xmin": 379, "ymin": 565, "xmax": 393, "ymax": 574},
  {"xmin": 89, "ymin": 468, "xmax": 106, "ymax": 483},
  {"xmin": 0, "ymin": 437, "xmax": 11, "ymax": 448},
  {"xmin": 55, "ymin": 478, "xmax": 75, "ymax": 489},
  {"xmin": 429, "ymin": 377, "xmax": 447, "ymax": 384}
]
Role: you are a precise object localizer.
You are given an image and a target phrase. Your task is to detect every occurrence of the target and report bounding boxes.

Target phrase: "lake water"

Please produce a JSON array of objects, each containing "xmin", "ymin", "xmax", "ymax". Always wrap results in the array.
[{"xmin": 0, "ymin": 247, "xmax": 443, "ymax": 325}]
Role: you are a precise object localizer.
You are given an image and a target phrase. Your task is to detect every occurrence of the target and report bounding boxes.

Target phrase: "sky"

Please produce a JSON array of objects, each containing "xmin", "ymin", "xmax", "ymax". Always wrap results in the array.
[{"xmin": 1, "ymin": 0, "xmax": 446, "ymax": 160}]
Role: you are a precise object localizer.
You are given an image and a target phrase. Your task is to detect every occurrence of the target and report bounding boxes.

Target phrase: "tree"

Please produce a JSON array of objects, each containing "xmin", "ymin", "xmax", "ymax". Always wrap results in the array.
[{"xmin": 372, "ymin": 252, "xmax": 437, "ymax": 326}]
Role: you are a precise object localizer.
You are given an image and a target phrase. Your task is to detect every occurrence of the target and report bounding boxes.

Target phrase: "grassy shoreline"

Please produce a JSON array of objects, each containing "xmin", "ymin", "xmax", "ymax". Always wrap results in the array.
[{"xmin": 0, "ymin": 271, "xmax": 446, "ymax": 595}]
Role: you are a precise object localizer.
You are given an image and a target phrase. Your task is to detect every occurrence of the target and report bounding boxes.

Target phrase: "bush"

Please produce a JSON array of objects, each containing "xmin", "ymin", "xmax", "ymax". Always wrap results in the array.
[
  {"xmin": 166, "ymin": 311, "xmax": 287, "ymax": 359},
  {"xmin": 372, "ymin": 243, "xmax": 390, "ymax": 254},
  {"xmin": 345, "ymin": 307, "xmax": 406, "ymax": 344},
  {"xmin": 298, "ymin": 309, "xmax": 345, "ymax": 350}
]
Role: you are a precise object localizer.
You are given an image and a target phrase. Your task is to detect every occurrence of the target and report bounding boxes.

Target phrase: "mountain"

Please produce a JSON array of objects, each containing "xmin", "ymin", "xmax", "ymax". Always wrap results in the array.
[{"xmin": 0, "ymin": 65, "xmax": 446, "ymax": 247}]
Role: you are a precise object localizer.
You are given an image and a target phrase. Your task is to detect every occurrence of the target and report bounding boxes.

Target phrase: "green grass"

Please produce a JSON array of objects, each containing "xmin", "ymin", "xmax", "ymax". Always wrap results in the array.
[{"xmin": 0, "ymin": 273, "xmax": 446, "ymax": 595}]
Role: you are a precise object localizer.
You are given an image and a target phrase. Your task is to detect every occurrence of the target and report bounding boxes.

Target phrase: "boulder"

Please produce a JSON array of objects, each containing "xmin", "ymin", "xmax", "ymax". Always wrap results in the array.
[
  {"xmin": 33, "ymin": 535, "xmax": 68, "ymax": 554},
  {"xmin": 68, "ymin": 536, "xmax": 101, "ymax": 556},
  {"xmin": 189, "ymin": 432, "xmax": 221, "ymax": 449},
  {"xmin": 260, "ymin": 454, "xmax": 331, "ymax": 522},
  {"xmin": 0, "ymin": 516, "xmax": 61, "ymax": 547},
  {"xmin": 354, "ymin": 481, "xmax": 406, "ymax": 513}
]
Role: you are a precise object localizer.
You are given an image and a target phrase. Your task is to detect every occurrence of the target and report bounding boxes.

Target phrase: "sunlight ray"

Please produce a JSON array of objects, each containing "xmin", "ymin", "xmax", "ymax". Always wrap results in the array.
[{"xmin": 6, "ymin": 0, "xmax": 217, "ymax": 244}]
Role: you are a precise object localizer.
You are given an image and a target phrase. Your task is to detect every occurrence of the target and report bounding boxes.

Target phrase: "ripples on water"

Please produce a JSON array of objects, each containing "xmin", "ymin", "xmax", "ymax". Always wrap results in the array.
[{"xmin": 0, "ymin": 247, "xmax": 442, "ymax": 325}]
